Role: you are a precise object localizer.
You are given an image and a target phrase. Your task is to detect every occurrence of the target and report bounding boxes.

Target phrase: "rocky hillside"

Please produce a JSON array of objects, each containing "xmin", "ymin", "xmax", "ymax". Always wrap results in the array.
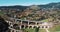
[{"xmin": 0, "ymin": 16, "xmax": 9, "ymax": 32}]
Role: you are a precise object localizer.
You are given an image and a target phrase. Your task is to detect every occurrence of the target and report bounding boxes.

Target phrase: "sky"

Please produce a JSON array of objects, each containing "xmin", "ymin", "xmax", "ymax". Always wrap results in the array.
[{"xmin": 0, "ymin": 0, "xmax": 60, "ymax": 6}]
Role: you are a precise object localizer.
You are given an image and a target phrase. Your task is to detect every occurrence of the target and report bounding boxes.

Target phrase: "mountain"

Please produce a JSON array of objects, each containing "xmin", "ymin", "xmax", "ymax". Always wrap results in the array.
[
  {"xmin": 0, "ymin": 2, "xmax": 60, "ymax": 10},
  {"xmin": 38, "ymin": 2, "xmax": 60, "ymax": 9},
  {"xmin": 0, "ymin": 5, "xmax": 29, "ymax": 11}
]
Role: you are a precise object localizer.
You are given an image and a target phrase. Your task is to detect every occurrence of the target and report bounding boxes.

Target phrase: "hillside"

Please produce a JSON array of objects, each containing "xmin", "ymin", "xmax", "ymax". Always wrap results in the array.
[{"xmin": 0, "ymin": 2, "xmax": 60, "ymax": 10}]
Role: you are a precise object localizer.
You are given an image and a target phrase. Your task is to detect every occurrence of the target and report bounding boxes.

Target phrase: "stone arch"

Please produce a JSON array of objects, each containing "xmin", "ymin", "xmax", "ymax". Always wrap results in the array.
[
  {"xmin": 8, "ymin": 22, "xmax": 12, "ymax": 25},
  {"xmin": 29, "ymin": 26, "xmax": 32, "ymax": 28},
  {"xmin": 21, "ymin": 25, "xmax": 24, "ymax": 29},
  {"xmin": 16, "ymin": 31, "xmax": 19, "ymax": 32},
  {"xmin": 12, "ymin": 30, "xmax": 14, "ymax": 32},
  {"xmin": 10, "ymin": 26, "xmax": 13, "ymax": 28},
  {"xmin": 45, "ymin": 26, "xmax": 48, "ymax": 28},
  {"xmin": 38, "ymin": 26, "xmax": 40, "ymax": 28},
  {"xmin": 29, "ymin": 22, "xmax": 35, "ymax": 25},
  {"xmin": 42, "ymin": 26, "xmax": 44, "ymax": 28},
  {"xmin": 25, "ymin": 26, "xmax": 28, "ymax": 28},
  {"xmin": 13, "ymin": 24, "xmax": 20, "ymax": 30},
  {"xmin": 37, "ymin": 23, "xmax": 39, "ymax": 25},
  {"xmin": 33, "ymin": 26, "xmax": 37, "ymax": 28},
  {"xmin": 17, "ymin": 20, "xmax": 21, "ymax": 22}
]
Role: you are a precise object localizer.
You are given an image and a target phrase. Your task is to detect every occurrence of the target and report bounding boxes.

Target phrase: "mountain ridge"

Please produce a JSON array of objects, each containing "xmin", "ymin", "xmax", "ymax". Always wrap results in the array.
[{"xmin": 0, "ymin": 2, "xmax": 60, "ymax": 10}]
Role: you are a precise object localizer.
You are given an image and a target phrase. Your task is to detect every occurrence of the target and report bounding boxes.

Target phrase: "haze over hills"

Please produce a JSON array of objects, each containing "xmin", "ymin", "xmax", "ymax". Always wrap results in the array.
[
  {"xmin": 0, "ymin": 2, "xmax": 60, "ymax": 11},
  {"xmin": 0, "ymin": 5, "xmax": 28, "ymax": 11}
]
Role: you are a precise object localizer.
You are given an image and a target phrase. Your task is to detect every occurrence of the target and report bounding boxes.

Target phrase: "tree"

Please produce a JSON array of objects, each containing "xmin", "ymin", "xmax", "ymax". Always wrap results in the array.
[{"xmin": 35, "ymin": 27, "xmax": 39, "ymax": 32}]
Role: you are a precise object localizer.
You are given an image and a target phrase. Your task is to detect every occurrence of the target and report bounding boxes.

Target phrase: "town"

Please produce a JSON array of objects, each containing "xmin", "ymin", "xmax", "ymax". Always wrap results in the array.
[{"xmin": 0, "ymin": 2, "xmax": 60, "ymax": 32}]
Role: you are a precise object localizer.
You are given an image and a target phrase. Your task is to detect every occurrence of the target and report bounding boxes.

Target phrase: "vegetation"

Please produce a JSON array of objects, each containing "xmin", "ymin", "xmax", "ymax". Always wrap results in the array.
[
  {"xmin": 49, "ymin": 25, "xmax": 60, "ymax": 32},
  {"xmin": 0, "ymin": 11, "xmax": 4, "ymax": 15},
  {"xmin": 22, "ymin": 27, "xmax": 39, "ymax": 32},
  {"xmin": 39, "ymin": 29, "xmax": 46, "ymax": 32},
  {"xmin": 35, "ymin": 27, "xmax": 39, "ymax": 32},
  {"xmin": 23, "ymin": 28, "xmax": 36, "ymax": 32},
  {"xmin": 41, "ymin": 18, "xmax": 53, "ymax": 22}
]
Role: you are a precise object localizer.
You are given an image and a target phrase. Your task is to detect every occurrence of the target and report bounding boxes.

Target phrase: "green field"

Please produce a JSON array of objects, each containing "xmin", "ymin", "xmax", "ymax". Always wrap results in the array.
[
  {"xmin": 41, "ymin": 19, "xmax": 49, "ymax": 22},
  {"xmin": 22, "ymin": 28, "xmax": 46, "ymax": 32},
  {"xmin": 49, "ymin": 25, "xmax": 60, "ymax": 32},
  {"xmin": 0, "ymin": 11, "xmax": 4, "ymax": 15},
  {"xmin": 23, "ymin": 28, "xmax": 35, "ymax": 32},
  {"xmin": 39, "ymin": 29, "xmax": 46, "ymax": 32},
  {"xmin": 41, "ymin": 18, "xmax": 53, "ymax": 22}
]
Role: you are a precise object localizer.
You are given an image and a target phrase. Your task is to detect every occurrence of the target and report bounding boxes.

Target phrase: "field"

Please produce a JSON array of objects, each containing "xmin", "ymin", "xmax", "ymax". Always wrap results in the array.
[
  {"xmin": 49, "ymin": 25, "xmax": 60, "ymax": 32},
  {"xmin": 0, "ymin": 11, "xmax": 4, "ymax": 15},
  {"xmin": 39, "ymin": 29, "xmax": 46, "ymax": 32},
  {"xmin": 41, "ymin": 18, "xmax": 53, "ymax": 22},
  {"xmin": 23, "ymin": 28, "xmax": 46, "ymax": 32},
  {"xmin": 23, "ymin": 28, "xmax": 35, "ymax": 32}
]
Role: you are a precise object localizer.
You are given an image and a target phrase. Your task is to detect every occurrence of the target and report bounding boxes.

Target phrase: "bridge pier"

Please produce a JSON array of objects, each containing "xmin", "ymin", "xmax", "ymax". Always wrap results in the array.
[
  {"xmin": 19, "ymin": 26, "xmax": 21, "ymax": 29},
  {"xmin": 21, "ymin": 21, "xmax": 22, "ymax": 25},
  {"xmin": 36, "ymin": 22, "xmax": 38, "ymax": 25},
  {"xmin": 11, "ymin": 30, "xmax": 13, "ymax": 32},
  {"xmin": 32, "ymin": 26, "xmax": 34, "ymax": 29},
  {"xmin": 40, "ymin": 26, "xmax": 42, "ymax": 29},
  {"xmin": 24, "ymin": 25, "xmax": 25, "ymax": 29}
]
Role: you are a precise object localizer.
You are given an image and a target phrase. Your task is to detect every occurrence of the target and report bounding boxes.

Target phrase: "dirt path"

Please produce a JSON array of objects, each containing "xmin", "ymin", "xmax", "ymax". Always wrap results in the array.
[{"xmin": 45, "ymin": 29, "xmax": 50, "ymax": 32}]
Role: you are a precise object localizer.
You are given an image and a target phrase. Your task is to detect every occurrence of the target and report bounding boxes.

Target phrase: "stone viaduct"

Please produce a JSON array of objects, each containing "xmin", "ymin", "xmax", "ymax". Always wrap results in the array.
[{"xmin": 5, "ymin": 18, "xmax": 53, "ymax": 32}]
